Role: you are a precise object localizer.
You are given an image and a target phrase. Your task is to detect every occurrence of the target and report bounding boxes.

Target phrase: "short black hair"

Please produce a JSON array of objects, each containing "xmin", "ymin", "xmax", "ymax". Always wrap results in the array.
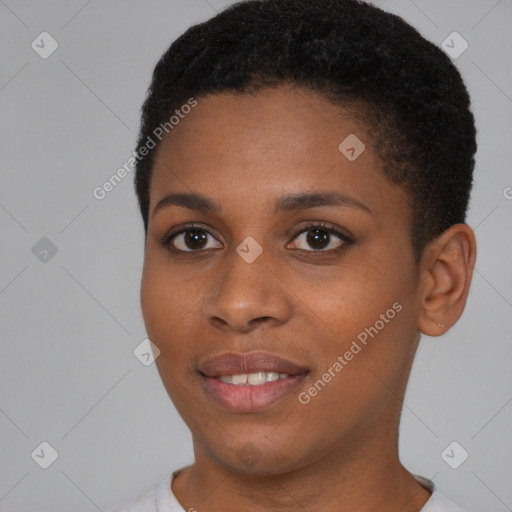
[{"xmin": 134, "ymin": 0, "xmax": 477, "ymax": 260}]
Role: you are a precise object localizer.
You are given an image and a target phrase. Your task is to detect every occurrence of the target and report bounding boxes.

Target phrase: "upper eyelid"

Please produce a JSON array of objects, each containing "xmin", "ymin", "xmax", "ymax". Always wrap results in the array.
[{"xmin": 164, "ymin": 223, "xmax": 219, "ymax": 241}]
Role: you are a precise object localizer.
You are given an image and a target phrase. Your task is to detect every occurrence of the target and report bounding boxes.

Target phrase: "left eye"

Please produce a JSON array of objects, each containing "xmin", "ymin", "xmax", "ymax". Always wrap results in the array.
[{"xmin": 289, "ymin": 225, "xmax": 350, "ymax": 252}]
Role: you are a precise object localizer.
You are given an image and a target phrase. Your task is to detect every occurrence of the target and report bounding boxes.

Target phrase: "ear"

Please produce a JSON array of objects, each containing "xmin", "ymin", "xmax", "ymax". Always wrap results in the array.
[{"xmin": 417, "ymin": 224, "xmax": 477, "ymax": 336}]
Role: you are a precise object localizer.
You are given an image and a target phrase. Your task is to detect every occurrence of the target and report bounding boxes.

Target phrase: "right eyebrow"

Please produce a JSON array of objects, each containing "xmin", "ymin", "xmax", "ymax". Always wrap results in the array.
[{"xmin": 152, "ymin": 193, "xmax": 221, "ymax": 217}]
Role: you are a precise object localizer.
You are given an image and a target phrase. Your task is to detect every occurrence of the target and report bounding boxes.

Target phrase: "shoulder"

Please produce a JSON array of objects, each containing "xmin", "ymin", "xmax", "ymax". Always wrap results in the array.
[
  {"xmin": 414, "ymin": 474, "xmax": 467, "ymax": 512},
  {"xmin": 103, "ymin": 488, "xmax": 158, "ymax": 512},
  {"xmin": 102, "ymin": 472, "xmax": 169, "ymax": 512},
  {"xmin": 421, "ymin": 490, "xmax": 467, "ymax": 512},
  {"xmin": 102, "ymin": 467, "xmax": 188, "ymax": 512}
]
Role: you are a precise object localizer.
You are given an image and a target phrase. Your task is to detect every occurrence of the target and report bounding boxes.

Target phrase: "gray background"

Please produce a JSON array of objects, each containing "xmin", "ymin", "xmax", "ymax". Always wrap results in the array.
[{"xmin": 0, "ymin": 0, "xmax": 511, "ymax": 511}]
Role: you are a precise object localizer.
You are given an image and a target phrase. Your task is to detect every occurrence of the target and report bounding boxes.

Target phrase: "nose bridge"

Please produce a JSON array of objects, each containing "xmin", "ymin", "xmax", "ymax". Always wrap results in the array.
[{"xmin": 204, "ymin": 244, "xmax": 290, "ymax": 331}]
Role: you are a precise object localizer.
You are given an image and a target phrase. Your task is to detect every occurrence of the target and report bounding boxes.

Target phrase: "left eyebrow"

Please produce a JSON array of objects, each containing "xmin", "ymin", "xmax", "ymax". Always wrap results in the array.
[
  {"xmin": 152, "ymin": 190, "xmax": 372, "ymax": 217},
  {"xmin": 274, "ymin": 191, "xmax": 372, "ymax": 215}
]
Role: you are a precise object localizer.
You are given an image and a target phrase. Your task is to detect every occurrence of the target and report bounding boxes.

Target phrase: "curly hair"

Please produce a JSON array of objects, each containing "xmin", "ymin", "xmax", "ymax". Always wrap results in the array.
[{"xmin": 134, "ymin": 0, "xmax": 477, "ymax": 260}]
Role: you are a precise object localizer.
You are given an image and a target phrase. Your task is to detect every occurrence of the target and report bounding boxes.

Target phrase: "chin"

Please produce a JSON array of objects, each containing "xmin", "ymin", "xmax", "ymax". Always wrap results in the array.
[{"xmin": 203, "ymin": 436, "xmax": 311, "ymax": 476}]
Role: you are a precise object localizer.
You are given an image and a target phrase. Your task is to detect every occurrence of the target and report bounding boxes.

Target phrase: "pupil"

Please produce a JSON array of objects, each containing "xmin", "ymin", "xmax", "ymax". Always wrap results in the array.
[
  {"xmin": 185, "ymin": 229, "xmax": 207, "ymax": 249},
  {"xmin": 307, "ymin": 229, "xmax": 329, "ymax": 250}
]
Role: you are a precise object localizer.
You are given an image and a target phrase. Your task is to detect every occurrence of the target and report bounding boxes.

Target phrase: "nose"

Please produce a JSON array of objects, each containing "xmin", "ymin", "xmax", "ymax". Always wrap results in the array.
[{"xmin": 203, "ymin": 249, "xmax": 293, "ymax": 333}]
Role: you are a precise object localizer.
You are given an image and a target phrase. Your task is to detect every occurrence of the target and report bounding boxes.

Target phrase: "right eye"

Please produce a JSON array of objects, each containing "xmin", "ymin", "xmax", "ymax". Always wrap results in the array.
[{"xmin": 160, "ymin": 225, "xmax": 223, "ymax": 252}]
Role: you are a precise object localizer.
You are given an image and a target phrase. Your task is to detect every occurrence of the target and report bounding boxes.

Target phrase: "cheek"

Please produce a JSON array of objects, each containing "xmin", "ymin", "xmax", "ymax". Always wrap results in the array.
[
  {"xmin": 140, "ymin": 252, "xmax": 218, "ymax": 394},
  {"xmin": 303, "ymin": 256, "xmax": 416, "ymax": 396},
  {"xmin": 305, "ymin": 258, "xmax": 406, "ymax": 339},
  {"xmin": 140, "ymin": 261, "xmax": 166, "ymax": 339},
  {"xmin": 140, "ymin": 256, "xmax": 193, "ymax": 352},
  {"xmin": 140, "ymin": 259, "xmax": 200, "ymax": 403}
]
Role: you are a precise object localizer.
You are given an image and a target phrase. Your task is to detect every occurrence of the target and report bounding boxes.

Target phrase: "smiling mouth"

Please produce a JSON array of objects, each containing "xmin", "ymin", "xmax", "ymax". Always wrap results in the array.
[
  {"xmin": 201, "ymin": 373, "xmax": 308, "ymax": 413},
  {"xmin": 198, "ymin": 351, "xmax": 309, "ymax": 412},
  {"xmin": 199, "ymin": 351, "xmax": 309, "ymax": 378},
  {"xmin": 216, "ymin": 371, "xmax": 294, "ymax": 385}
]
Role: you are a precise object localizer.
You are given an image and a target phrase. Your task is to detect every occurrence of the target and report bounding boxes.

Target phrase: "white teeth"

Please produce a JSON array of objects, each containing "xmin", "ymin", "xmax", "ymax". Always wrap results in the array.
[
  {"xmin": 218, "ymin": 371, "xmax": 291, "ymax": 385},
  {"xmin": 247, "ymin": 372, "xmax": 266, "ymax": 385},
  {"xmin": 231, "ymin": 374, "xmax": 248, "ymax": 385}
]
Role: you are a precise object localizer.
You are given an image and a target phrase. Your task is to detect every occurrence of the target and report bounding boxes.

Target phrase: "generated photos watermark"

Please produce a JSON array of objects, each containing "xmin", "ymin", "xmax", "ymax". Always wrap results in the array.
[
  {"xmin": 92, "ymin": 98, "xmax": 198, "ymax": 200},
  {"xmin": 298, "ymin": 301, "xmax": 403, "ymax": 405}
]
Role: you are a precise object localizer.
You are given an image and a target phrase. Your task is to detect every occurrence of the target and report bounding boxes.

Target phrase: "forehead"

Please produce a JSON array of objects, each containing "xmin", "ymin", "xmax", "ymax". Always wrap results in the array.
[
  {"xmin": 155, "ymin": 86, "xmax": 362, "ymax": 167},
  {"xmin": 149, "ymin": 85, "xmax": 408, "ymax": 221}
]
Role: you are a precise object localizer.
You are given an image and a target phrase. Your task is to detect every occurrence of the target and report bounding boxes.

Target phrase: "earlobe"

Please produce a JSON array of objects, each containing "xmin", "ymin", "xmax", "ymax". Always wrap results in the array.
[{"xmin": 417, "ymin": 224, "xmax": 476, "ymax": 336}]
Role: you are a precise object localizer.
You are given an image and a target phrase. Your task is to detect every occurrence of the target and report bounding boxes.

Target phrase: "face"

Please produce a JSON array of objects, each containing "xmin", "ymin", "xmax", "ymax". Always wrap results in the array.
[{"xmin": 140, "ymin": 85, "xmax": 423, "ymax": 474}]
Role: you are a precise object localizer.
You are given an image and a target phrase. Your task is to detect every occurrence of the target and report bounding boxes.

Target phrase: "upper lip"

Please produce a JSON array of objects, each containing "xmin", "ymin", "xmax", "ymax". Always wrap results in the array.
[{"xmin": 199, "ymin": 352, "xmax": 309, "ymax": 377}]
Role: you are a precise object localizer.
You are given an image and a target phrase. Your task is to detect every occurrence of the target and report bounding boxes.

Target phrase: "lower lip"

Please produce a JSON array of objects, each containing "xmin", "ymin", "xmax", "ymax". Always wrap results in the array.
[{"xmin": 201, "ymin": 374, "xmax": 307, "ymax": 413}]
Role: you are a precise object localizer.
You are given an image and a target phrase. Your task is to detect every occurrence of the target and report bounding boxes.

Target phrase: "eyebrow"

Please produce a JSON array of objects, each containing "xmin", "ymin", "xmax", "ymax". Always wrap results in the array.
[{"xmin": 152, "ymin": 191, "xmax": 372, "ymax": 217}]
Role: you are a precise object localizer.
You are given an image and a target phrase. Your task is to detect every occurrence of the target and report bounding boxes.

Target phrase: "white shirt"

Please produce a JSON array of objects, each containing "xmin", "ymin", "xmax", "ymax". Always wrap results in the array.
[{"xmin": 105, "ymin": 467, "xmax": 466, "ymax": 512}]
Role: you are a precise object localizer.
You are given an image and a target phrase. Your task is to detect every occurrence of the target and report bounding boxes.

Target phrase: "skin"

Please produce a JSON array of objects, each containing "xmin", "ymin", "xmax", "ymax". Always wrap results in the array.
[{"xmin": 140, "ymin": 84, "xmax": 476, "ymax": 512}]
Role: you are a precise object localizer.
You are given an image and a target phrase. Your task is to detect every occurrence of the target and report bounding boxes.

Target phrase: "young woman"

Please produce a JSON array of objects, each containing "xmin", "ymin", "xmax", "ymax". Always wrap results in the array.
[{"xmin": 110, "ymin": 1, "xmax": 477, "ymax": 510}]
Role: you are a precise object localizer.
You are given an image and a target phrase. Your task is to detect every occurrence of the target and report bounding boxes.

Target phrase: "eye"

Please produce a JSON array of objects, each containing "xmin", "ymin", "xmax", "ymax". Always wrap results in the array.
[
  {"xmin": 160, "ymin": 222, "xmax": 353, "ymax": 255},
  {"xmin": 288, "ymin": 222, "xmax": 353, "ymax": 252},
  {"xmin": 160, "ymin": 224, "xmax": 222, "ymax": 252}
]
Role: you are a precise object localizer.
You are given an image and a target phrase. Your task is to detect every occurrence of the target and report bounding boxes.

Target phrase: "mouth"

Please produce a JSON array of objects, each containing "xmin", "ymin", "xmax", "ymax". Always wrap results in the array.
[
  {"xmin": 216, "ymin": 371, "xmax": 293, "ymax": 385},
  {"xmin": 199, "ymin": 351, "xmax": 309, "ymax": 413}
]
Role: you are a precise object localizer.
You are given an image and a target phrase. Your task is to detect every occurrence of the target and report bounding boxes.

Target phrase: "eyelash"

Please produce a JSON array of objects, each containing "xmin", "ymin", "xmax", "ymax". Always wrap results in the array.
[{"xmin": 159, "ymin": 222, "xmax": 354, "ymax": 256}]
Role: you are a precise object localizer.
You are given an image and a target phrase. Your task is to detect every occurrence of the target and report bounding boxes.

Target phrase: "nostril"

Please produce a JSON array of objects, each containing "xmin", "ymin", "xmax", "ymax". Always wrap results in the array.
[{"xmin": 251, "ymin": 316, "xmax": 272, "ymax": 325}]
